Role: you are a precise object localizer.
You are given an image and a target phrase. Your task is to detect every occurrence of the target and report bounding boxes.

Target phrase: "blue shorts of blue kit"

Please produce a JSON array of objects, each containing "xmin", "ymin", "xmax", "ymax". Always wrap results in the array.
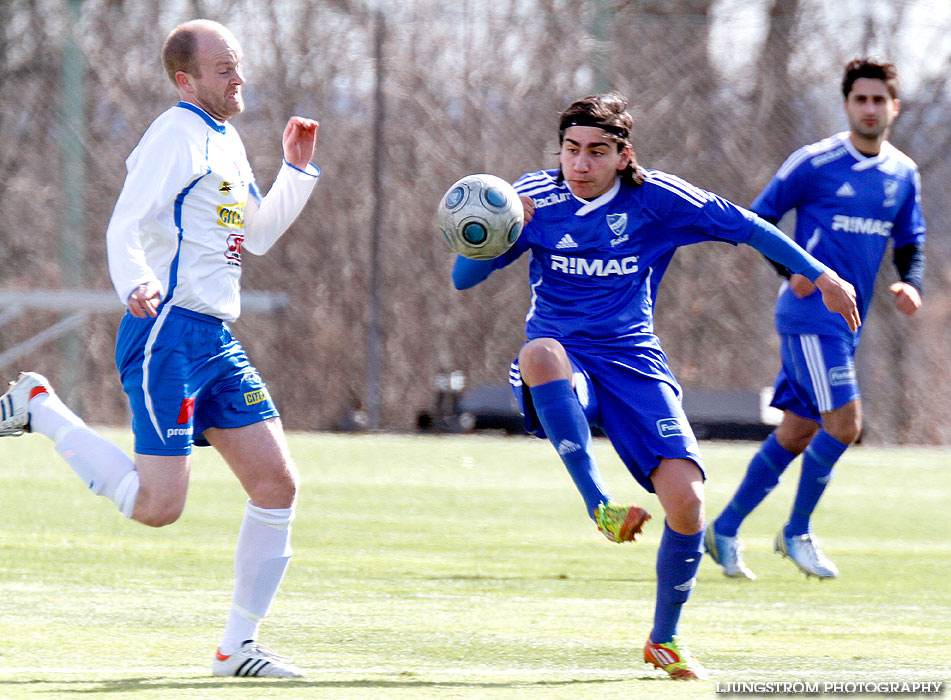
[
  {"xmin": 770, "ymin": 333, "xmax": 860, "ymax": 421},
  {"xmin": 509, "ymin": 346, "xmax": 704, "ymax": 493},
  {"xmin": 115, "ymin": 305, "xmax": 279, "ymax": 456}
]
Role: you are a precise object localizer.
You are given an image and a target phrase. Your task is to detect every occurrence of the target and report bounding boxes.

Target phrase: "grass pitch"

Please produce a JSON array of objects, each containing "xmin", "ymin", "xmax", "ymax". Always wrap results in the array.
[{"xmin": 1, "ymin": 430, "xmax": 949, "ymax": 699}]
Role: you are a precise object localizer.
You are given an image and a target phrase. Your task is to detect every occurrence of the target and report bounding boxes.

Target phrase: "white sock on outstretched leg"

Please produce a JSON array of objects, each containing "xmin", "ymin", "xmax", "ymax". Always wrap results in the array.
[
  {"xmin": 29, "ymin": 392, "xmax": 140, "ymax": 518},
  {"xmin": 219, "ymin": 501, "xmax": 295, "ymax": 655}
]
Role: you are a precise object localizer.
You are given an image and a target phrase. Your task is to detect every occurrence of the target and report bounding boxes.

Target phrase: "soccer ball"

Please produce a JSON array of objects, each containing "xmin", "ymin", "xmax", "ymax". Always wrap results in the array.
[{"xmin": 437, "ymin": 174, "xmax": 524, "ymax": 260}]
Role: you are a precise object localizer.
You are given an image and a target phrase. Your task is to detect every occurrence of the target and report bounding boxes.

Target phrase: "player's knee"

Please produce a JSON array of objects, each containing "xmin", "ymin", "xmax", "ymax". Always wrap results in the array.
[
  {"xmin": 247, "ymin": 462, "xmax": 298, "ymax": 509},
  {"xmin": 519, "ymin": 339, "xmax": 570, "ymax": 385},
  {"xmin": 666, "ymin": 493, "xmax": 704, "ymax": 535},
  {"xmin": 129, "ymin": 484, "xmax": 186, "ymax": 527},
  {"xmin": 826, "ymin": 421, "xmax": 861, "ymax": 446},
  {"xmin": 135, "ymin": 500, "xmax": 185, "ymax": 528},
  {"xmin": 776, "ymin": 421, "xmax": 818, "ymax": 454}
]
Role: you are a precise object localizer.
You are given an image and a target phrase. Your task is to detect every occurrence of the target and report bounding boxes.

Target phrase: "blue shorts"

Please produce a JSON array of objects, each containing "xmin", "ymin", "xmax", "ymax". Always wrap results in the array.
[
  {"xmin": 115, "ymin": 305, "xmax": 279, "ymax": 456},
  {"xmin": 509, "ymin": 347, "xmax": 704, "ymax": 493},
  {"xmin": 770, "ymin": 333, "xmax": 860, "ymax": 421}
]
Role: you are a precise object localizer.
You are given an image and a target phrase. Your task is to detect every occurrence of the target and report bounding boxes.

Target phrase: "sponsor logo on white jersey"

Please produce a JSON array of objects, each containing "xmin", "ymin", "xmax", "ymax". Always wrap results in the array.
[
  {"xmin": 533, "ymin": 191, "xmax": 573, "ymax": 209},
  {"xmin": 656, "ymin": 417, "xmax": 685, "ymax": 438},
  {"xmin": 550, "ymin": 254, "xmax": 638, "ymax": 277},
  {"xmin": 831, "ymin": 215, "xmax": 893, "ymax": 237},
  {"xmin": 557, "ymin": 439, "xmax": 582, "ymax": 455},
  {"xmin": 555, "ymin": 234, "xmax": 578, "ymax": 249},
  {"xmin": 836, "ymin": 182, "xmax": 856, "ymax": 197},
  {"xmin": 216, "ymin": 202, "xmax": 246, "ymax": 228}
]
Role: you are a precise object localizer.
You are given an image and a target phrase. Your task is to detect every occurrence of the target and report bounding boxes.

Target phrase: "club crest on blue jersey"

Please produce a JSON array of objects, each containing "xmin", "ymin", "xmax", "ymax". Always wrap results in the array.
[
  {"xmin": 883, "ymin": 179, "xmax": 898, "ymax": 206},
  {"xmin": 607, "ymin": 213, "xmax": 628, "ymax": 237}
]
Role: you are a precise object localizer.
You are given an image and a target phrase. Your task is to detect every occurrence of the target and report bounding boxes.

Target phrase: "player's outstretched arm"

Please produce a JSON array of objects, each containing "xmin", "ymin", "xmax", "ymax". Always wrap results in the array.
[
  {"xmin": 452, "ymin": 256, "xmax": 493, "ymax": 290},
  {"xmin": 814, "ymin": 270, "xmax": 861, "ymax": 332}
]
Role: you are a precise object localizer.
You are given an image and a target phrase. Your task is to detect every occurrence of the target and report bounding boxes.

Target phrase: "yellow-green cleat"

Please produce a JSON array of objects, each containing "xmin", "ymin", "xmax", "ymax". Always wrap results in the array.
[
  {"xmin": 593, "ymin": 501, "xmax": 651, "ymax": 543},
  {"xmin": 643, "ymin": 635, "xmax": 710, "ymax": 680}
]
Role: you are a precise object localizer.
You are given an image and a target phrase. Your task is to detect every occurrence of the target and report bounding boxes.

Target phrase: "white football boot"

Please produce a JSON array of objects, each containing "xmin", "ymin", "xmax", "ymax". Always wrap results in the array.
[
  {"xmin": 704, "ymin": 527, "xmax": 756, "ymax": 580},
  {"xmin": 0, "ymin": 372, "xmax": 51, "ymax": 437},
  {"xmin": 212, "ymin": 641, "xmax": 305, "ymax": 678},
  {"xmin": 775, "ymin": 531, "xmax": 839, "ymax": 579}
]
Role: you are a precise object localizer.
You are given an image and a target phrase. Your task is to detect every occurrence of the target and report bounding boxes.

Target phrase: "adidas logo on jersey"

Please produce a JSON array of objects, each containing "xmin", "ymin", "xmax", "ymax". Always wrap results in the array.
[
  {"xmin": 836, "ymin": 182, "xmax": 856, "ymax": 197},
  {"xmin": 557, "ymin": 439, "xmax": 582, "ymax": 455},
  {"xmin": 555, "ymin": 234, "xmax": 578, "ymax": 249}
]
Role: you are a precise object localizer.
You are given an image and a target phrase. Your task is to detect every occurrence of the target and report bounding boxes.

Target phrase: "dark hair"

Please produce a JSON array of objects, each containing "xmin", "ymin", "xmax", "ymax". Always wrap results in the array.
[
  {"xmin": 161, "ymin": 23, "xmax": 201, "ymax": 85},
  {"xmin": 842, "ymin": 58, "xmax": 899, "ymax": 99},
  {"xmin": 558, "ymin": 92, "xmax": 645, "ymax": 187}
]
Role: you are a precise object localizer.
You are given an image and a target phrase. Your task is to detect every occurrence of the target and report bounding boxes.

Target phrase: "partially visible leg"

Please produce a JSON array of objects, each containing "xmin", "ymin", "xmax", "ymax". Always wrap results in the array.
[
  {"xmin": 784, "ymin": 400, "xmax": 860, "ymax": 538},
  {"xmin": 3, "ymin": 371, "xmax": 187, "ymax": 523},
  {"xmin": 714, "ymin": 411, "xmax": 817, "ymax": 537},
  {"xmin": 518, "ymin": 339, "xmax": 610, "ymax": 516},
  {"xmin": 774, "ymin": 334, "xmax": 862, "ymax": 579},
  {"xmin": 643, "ymin": 458, "xmax": 708, "ymax": 680},
  {"xmin": 775, "ymin": 408, "xmax": 853, "ymax": 579},
  {"xmin": 649, "ymin": 458, "xmax": 704, "ymax": 641},
  {"xmin": 205, "ymin": 418, "xmax": 301, "ymax": 676}
]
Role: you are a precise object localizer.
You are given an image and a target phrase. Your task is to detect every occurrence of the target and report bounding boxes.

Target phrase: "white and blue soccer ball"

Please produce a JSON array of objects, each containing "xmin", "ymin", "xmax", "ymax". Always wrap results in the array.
[{"xmin": 437, "ymin": 174, "xmax": 524, "ymax": 260}]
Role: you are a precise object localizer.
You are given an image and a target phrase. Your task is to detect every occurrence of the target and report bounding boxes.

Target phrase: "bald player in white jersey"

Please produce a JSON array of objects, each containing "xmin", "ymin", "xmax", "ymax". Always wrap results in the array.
[{"xmin": 0, "ymin": 19, "xmax": 318, "ymax": 678}]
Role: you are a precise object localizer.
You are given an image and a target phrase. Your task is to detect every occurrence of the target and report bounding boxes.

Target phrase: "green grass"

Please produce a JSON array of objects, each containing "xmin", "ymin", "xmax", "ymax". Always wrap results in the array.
[{"xmin": 1, "ymin": 431, "xmax": 949, "ymax": 699}]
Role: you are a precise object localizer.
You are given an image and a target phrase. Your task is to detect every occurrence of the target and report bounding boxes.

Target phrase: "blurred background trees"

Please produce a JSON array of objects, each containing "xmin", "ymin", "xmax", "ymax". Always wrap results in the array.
[{"xmin": 1, "ymin": 0, "xmax": 949, "ymax": 443}]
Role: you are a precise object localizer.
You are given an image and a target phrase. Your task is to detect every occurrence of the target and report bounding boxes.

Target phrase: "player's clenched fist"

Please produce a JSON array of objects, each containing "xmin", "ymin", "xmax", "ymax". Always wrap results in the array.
[{"xmin": 282, "ymin": 117, "xmax": 319, "ymax": 171}]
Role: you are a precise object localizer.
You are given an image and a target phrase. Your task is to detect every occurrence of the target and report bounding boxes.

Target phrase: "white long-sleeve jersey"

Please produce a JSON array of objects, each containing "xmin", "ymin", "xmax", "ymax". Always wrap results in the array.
[{"xmin": 106, "ymin": 101, "xmax": 319, "ymax": 322}]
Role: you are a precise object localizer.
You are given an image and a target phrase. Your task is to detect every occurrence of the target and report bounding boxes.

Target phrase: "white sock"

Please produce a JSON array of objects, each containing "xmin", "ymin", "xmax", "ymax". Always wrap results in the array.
[
  {"xmin": 219, "ymin": 501, "xmax": 295, "ymax": 655},
  {"xmin": 29, "ymin": 392, "xmax": 140, "ymax": 518},
  {"xmin": 28, "ymin": 391, "xmax": 83, "ymax": 439}
]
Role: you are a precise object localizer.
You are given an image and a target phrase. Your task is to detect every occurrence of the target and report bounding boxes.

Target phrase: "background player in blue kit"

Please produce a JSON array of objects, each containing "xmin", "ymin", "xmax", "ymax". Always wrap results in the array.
[
  {"xmin": 451, "ymin": 93, "xmax": 860, "ymax": 680},
  {"xmin": 0, "ymin": 20, "xmax": 319, "ymax": 676},
  {"xmin": 706, "ymin": 58, "xmax": 926, "ymax": 581}
]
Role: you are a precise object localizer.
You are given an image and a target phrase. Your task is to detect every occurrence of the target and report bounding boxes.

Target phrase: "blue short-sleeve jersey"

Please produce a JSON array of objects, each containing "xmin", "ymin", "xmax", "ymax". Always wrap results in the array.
[
  {"xmin": 485, "ymin": 168, "xmax": 761, "ymax": 376},
  {"xmin": 752, "ymin": 132, "xmax": 926, "ymax": 340}
]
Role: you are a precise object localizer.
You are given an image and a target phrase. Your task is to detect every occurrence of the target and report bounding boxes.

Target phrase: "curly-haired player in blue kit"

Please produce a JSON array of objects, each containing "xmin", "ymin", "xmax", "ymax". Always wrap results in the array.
[{"xmin": 451, "ymin": 92, "xmax": 860, "ymax": 679}]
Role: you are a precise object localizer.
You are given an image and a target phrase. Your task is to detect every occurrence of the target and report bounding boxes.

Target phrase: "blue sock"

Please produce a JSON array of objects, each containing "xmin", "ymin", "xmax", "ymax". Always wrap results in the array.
[
  {"xmin": 715, "ymin": 433, "xmax": 797, "ymax": 537},
  {"xmin": 530, "ymin": 379, "xmax": 609, "ymax": 517},
  {"xmin": 651, "ymin": 522, "xmax": 704, "ymax": 644},
  {"xmin": 785, "ymin": 430, "xmax": 847, "ymax": 537}
]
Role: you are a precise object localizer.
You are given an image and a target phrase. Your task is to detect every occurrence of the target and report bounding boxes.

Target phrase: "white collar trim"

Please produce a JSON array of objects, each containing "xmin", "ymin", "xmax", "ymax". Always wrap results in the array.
[{"xmin": 574, "ymin": 178, "xmax": 621, "ymax": 216}]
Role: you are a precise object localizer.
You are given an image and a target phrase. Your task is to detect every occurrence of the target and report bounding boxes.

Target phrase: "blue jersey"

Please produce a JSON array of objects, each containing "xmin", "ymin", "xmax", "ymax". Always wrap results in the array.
[
  {"xmin": 482, "ymin": 168, "xmax": 761, "ymax": 378},
  {"xmin": 752, "ymin": 132, "xmax": 926, "ymax": 340}
]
